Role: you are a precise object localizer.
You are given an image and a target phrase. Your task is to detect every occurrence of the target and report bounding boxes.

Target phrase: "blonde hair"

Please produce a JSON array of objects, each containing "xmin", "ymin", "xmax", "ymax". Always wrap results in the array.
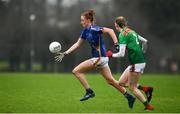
[{"xmin": 115, "ymin": 16, "xmax": 127, "ymax": 28}]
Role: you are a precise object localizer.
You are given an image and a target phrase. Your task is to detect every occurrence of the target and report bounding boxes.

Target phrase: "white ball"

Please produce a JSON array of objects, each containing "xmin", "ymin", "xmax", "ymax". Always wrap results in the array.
[{"xmin": 49, "ymin": 41, "xmax": 61, "ymax": 53}]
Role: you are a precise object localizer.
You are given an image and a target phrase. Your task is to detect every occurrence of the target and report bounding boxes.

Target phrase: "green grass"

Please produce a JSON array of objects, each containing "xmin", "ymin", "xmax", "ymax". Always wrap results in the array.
[{"xmin": 0, "ymin": 73, "xmax": 180, "ymax": 113}]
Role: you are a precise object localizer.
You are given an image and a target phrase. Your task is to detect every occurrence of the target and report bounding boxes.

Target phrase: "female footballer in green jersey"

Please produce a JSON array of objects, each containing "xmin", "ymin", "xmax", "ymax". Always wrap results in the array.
[{"xmin": 107, "ymin": 16, "xmax": 153, "ymax": 110}]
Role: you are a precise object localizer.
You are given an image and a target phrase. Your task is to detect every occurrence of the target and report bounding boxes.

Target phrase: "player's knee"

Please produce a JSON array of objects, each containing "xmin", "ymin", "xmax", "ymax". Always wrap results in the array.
[
  {"xmin": 129, "ymin": 85, "xmax": 136, "ymax": 92},
  {"xmin": 72, "ymin": 69, "xmax": 79, "ymax": 76},
  {"xmin": 119, "ymin": 81, "xmax": 125, "ymax": 86}
]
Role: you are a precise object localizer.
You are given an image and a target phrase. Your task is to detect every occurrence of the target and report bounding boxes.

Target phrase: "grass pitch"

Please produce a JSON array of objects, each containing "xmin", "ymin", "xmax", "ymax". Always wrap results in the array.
[{"xmin": 0, "ymin": 73, "xmax": 180, "ymax": 113}]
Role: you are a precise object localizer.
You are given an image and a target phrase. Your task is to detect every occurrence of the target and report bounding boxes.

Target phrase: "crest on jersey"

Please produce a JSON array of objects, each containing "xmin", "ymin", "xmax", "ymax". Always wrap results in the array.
[{"xmin": 91, "ymin": 27, "xmax": 97, "ymax": 30}]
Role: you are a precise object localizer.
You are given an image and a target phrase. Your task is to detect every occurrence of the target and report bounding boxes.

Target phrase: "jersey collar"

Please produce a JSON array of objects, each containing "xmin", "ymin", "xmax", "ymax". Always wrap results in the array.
[
  {"xmin": 119, "ymin": 28, "xmax": 123, "ymax": 33},
  {"xmin": 119, "ymin": 27, "xmax": 127, "ymax": 33}
]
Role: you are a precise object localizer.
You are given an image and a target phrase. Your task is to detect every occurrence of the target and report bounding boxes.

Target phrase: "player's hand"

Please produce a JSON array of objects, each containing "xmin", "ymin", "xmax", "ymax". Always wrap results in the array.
[
  {"xmin": 54, "ymin": 52, "xmax": 66, "ymax": 62},
  {"xmin": 106, "ymin": 50, "xmax": 113, "ymax": 58},
  {"xmin": 142, "ymin": 41, "xmax": 148, "ymax": 53},
  {"xmin": 113, "ymin": 43, "xmax": 119, "ymax": 53}
]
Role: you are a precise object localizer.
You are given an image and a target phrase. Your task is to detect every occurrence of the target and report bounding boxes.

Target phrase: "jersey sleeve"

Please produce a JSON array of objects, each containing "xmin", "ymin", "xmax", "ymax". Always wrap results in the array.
[
  {"xmin": 112, "ymin": 44, "xmax": 126, "ymax": 58},
  {"xmin": 95, "ymin": 26, "xmax": 103, "ymax": 34},
  {"xmin": 79, "ymin": 29, "xmax": 86, "ymax": 40},
  {"xmin": 91, "ymin": 25, "xmax": 103, "ymax": 34}
]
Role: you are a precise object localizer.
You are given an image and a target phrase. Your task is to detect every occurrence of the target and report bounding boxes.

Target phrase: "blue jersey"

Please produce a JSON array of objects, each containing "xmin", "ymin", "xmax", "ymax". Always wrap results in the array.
[{"xmin": 80, "ymin": 24, "xmax": 107, "ymax": 57}]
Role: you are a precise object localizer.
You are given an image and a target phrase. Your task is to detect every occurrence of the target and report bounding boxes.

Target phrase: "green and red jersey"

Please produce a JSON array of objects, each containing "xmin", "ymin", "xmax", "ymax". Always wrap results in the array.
[{"xmin": 118, "ymin": 27, "xmax": 145, "ymax": 64}]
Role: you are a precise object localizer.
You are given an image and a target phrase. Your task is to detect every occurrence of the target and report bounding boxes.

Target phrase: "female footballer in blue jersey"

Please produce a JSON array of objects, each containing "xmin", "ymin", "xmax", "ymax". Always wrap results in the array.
[{"xmin": 55, "ymin": 9, "xmax": 135, "ymax": 108}]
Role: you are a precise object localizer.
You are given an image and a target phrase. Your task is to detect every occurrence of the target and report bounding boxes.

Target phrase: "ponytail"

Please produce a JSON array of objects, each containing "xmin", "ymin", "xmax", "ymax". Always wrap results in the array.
[{"xmin": 81, "ymin": 9, "xmax": 95, "ymax": 23}]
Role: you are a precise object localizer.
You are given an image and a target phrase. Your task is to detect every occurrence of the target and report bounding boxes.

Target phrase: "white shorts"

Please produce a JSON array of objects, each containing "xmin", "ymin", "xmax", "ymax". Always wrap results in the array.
[
  {"xmin": 128, "ymin": 63, "xmax": 146, "ymax": 73},
  {"xmin": 90, "ymin": 57, "xmax": 109, "ymax": 69}
]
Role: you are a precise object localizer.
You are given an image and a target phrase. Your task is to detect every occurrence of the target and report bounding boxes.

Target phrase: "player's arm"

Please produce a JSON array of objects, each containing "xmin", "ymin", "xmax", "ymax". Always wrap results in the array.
[
  {"xmin": 138, "ymin": 35, "xmax": 147, "ymax": 43},
  {"xmin": 55, "ymin": 38, "xmax": 83, "ymax": 62},
  {"xmin": 102, "ymin": 27, "xmax": 119, "ymax": 51},
  {"xmin": 112, "ymin": 44, "xmax": 126, "ymax": 58},
  {"xmin": 65, "ymin": 38, "xmax": 83, "ymax": 55},
  {"xmin": 106, "ymin": 44, "xmax": 126, "ymax": 58},
  {"xmin": 102, "ymin": 27, "xmax": 118, "ymax": 44},
  {"xmin": 138, "ymin": 35, "xmax": 148, "ymax": 53}
]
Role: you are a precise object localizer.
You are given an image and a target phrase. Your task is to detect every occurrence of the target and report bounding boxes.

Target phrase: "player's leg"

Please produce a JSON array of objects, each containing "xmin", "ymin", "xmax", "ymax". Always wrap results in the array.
[
  {"xmin": 129, "ymin": 63, "xmax": 153, "ymax": 102},
  {"xmin": 137, "ymin": 84, "xmax": 153, "ymax": 102},
  {"xmin": 118, "ymin": 66, "xmax": 130, "ymax": 87},
  {"xmin": 98, "ymin": 66, "xmax": 135, "ymax": 108},
  {"xmin": 128, "ymin": 71, "xmax": 153, "ymax": 110},
  {"xmin": 117, "ymin": 66, "xmax": 136, "ymax": 108},
  {"xmin": 99, "ymin": 66, "xmax": 126, "ymax": 93},
  {"xmin": 72, "ymin": 59, "xmax": 95, "ymax": 101},
  {"xmin": 120, "ymin": 68, "xmax": 153, "ymax": 102}
]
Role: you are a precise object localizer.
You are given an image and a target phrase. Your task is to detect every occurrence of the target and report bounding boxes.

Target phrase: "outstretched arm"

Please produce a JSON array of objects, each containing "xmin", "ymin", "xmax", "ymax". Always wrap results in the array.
[
  {"xmin": 65, "ymin": 38, "xmax": 84, "ymax": 55},
  {"xmin": 55, "ymin": 38, "xmax": 83, "ymax": 62}
]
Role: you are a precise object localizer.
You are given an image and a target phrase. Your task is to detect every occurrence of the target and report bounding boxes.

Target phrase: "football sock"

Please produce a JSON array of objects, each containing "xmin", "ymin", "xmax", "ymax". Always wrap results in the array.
[
  {"xmin": 143, "ymin": 101, "xmax": 149, "ymax": 106},
  {"xmin": 124, "ymin": 91, "xmax": 128, "ymax": 97},
  {"xmin": 86, "ymin": 88, "xmax": 94, "ymax": 93},
  {"xmin": 124, "ymin": 91, "xmax": 131, "ymax": 98},
  {"xmin": 137, "ymin": 85, "xmax": 149, "ymax": 92},
  {"xmin": 137, "ymin": 84, "xmax": 143, "ymax": 90}
]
